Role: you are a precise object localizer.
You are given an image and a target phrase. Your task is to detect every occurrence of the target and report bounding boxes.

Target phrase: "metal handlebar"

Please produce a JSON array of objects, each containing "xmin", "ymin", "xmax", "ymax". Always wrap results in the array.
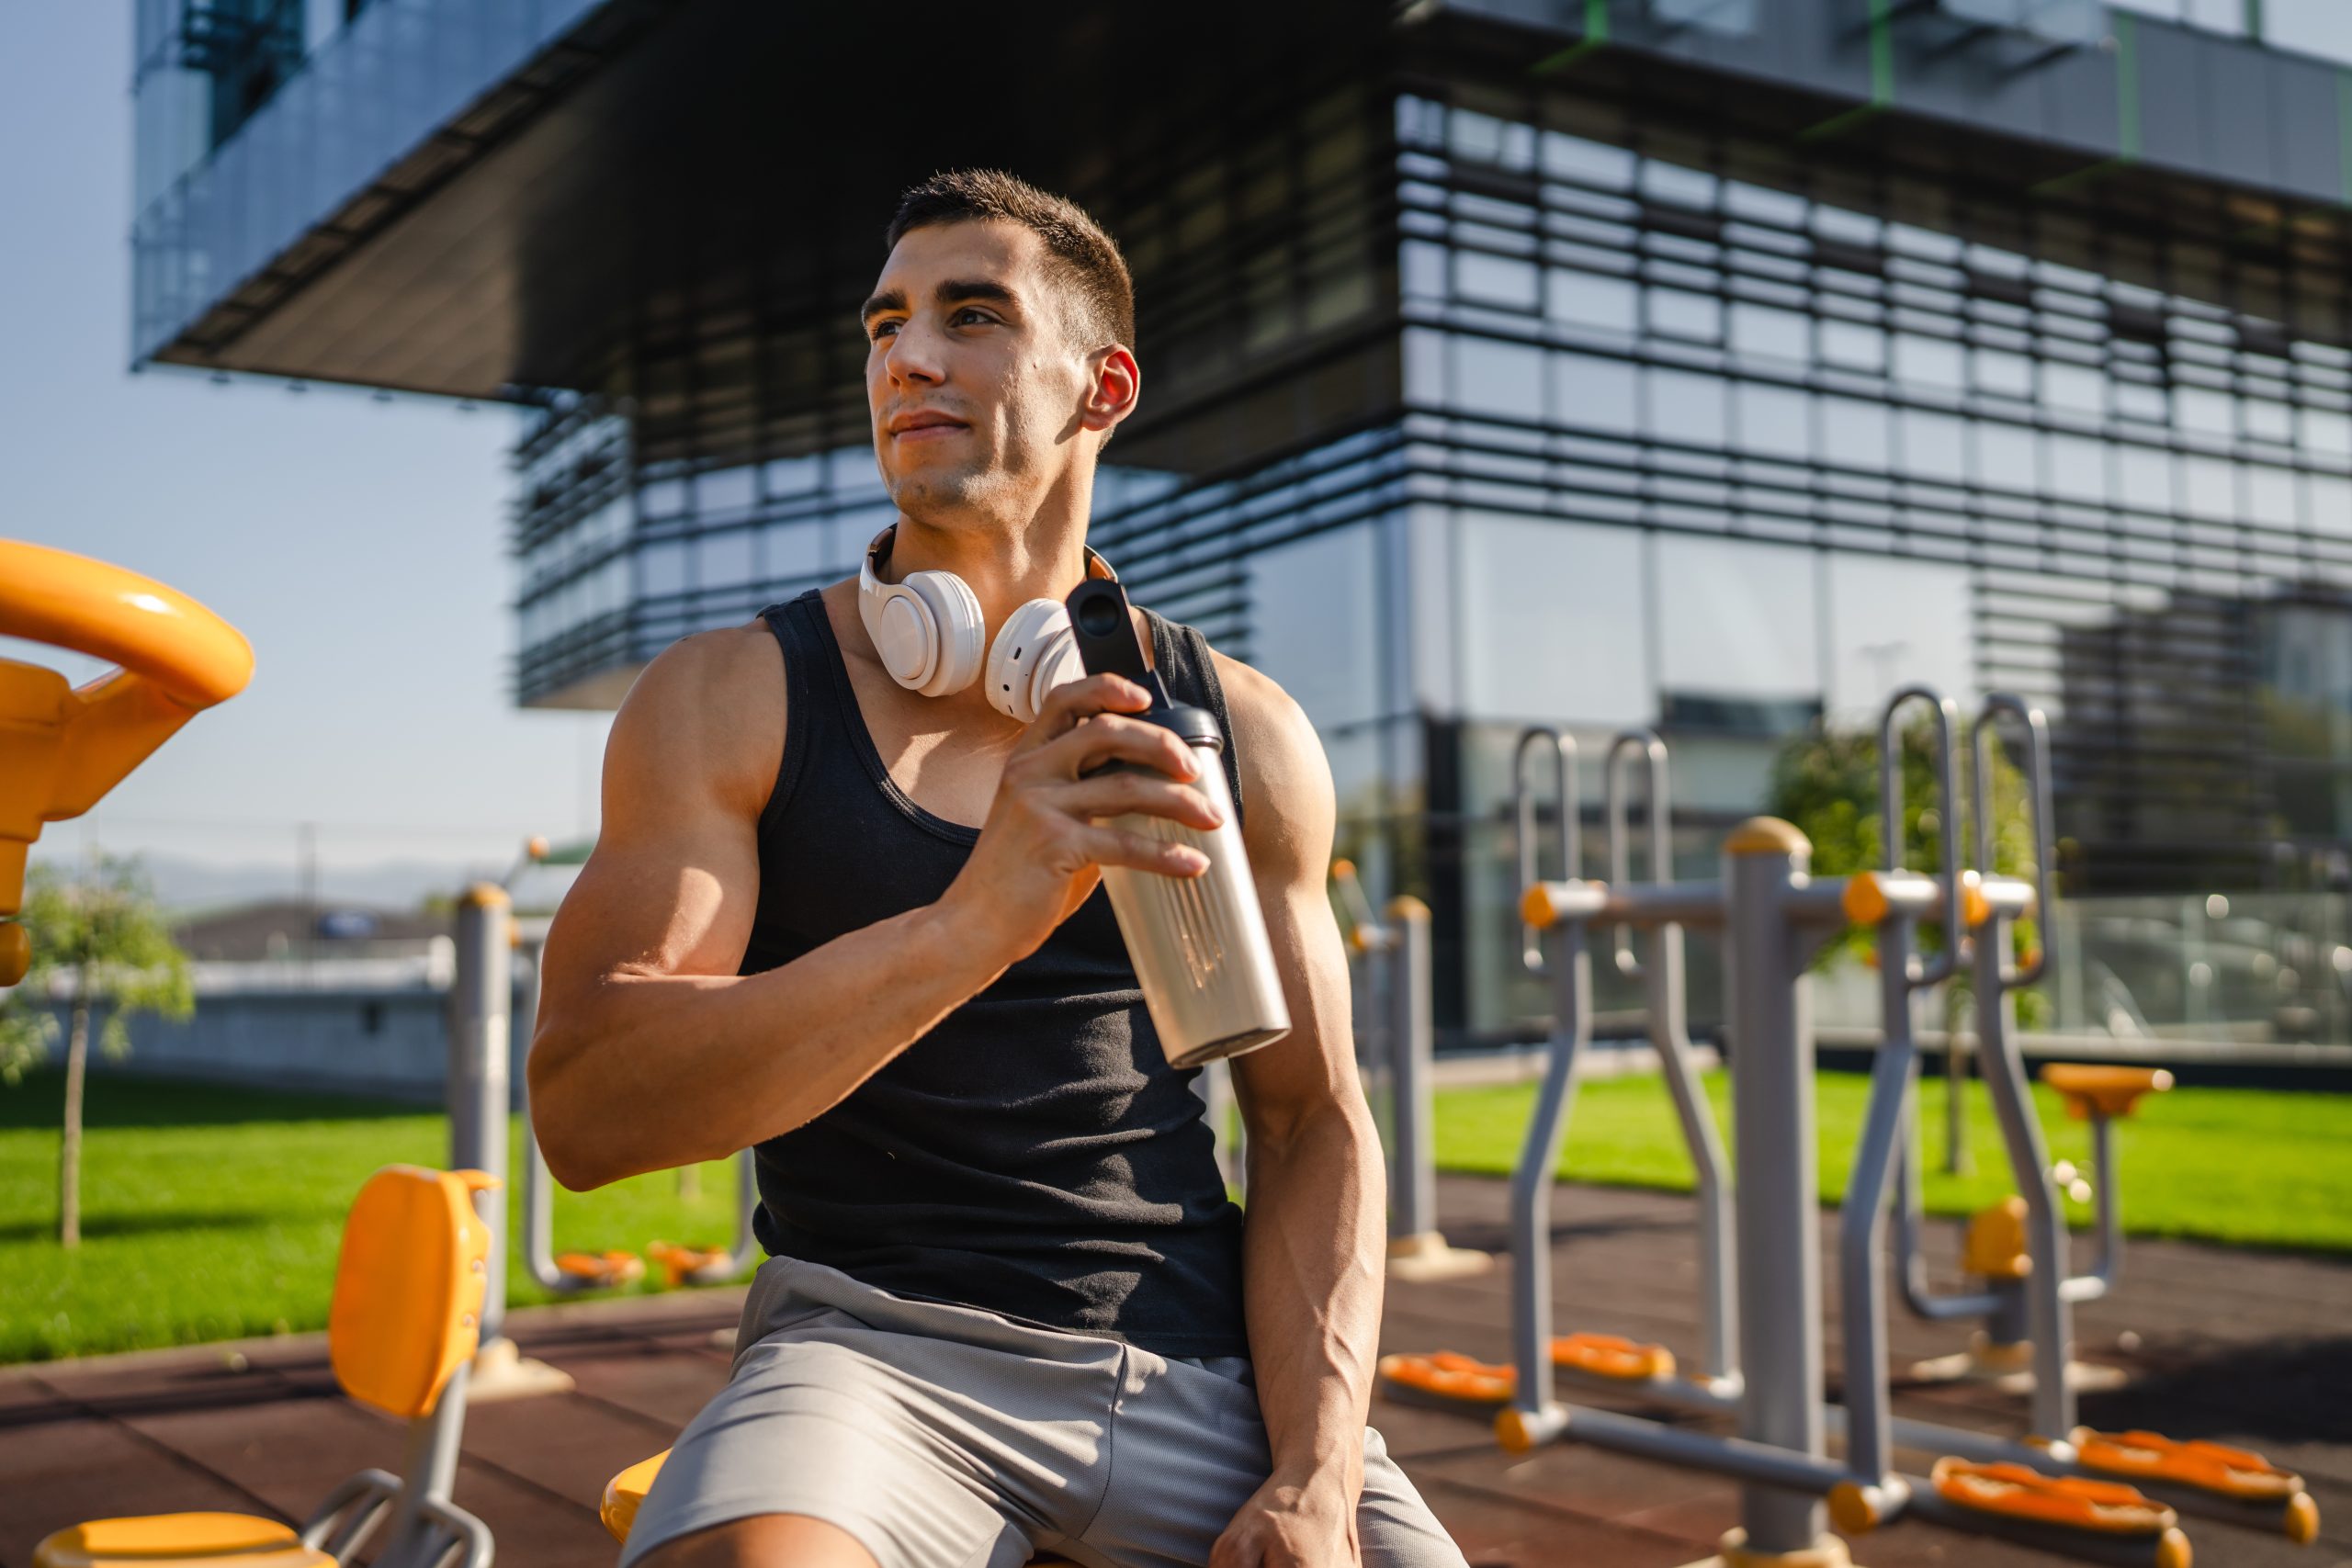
[
  {"xmin": 1604, "ymin": 729, "xmax": 1671, "ymax": 978},
  {"xmin": 1972, "ymin": 694, "xmax": 2054, "ymax": 988},
  {"xmin": 1877, "ymin": 685, "xmax": 1965, "ymax": 987},
  {"xmin": 0, "ymin": 540, "xmax": 254, "ymax": 709},
  {"xmin": 1512, "ymin": 728, "xmax": 1577, "ymax": 978}
]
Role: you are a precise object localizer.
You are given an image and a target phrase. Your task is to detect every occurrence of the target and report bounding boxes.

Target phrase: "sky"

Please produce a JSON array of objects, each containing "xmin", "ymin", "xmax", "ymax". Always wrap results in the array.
[{"xmin": 1, "ymin": 7, "xmax": 614, "ymax": 906}]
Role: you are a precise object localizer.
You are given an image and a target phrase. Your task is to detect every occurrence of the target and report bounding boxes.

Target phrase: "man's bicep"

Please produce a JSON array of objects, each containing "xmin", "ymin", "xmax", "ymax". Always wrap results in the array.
[{"xmin": 538, "ymin": 633, "xmax": 778, "ymax": 1011}]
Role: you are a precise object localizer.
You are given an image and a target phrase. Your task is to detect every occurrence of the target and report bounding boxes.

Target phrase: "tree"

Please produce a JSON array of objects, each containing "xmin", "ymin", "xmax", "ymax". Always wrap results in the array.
[{"xmin": 8, "ymin": 857, "xmax": 194, "ymax": 1247}]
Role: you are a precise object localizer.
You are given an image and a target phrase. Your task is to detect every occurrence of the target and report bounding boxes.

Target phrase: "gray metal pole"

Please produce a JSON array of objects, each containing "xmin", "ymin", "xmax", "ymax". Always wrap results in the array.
[
  {"xmin": 449, "ymin": 885, "xmax": 510, "ymax": 1345},
  {"xmin": 1509, "ymin": 917, "xmax": 1589, "ymax": 1437},
  {"xmin": 1974, "ymin": 924, "xmax": 2075, "ymax": 1438},
  {"xmin": 1387, "ymin": 895, "xmax": 1436, "ymax": 1243},
  {"xmin": 1838, "ymin": 910, "xmax": 1918, "ymax": 1495},
  {"xmin": 515, "ymin": 932, "xmax": 562, "ymax": 1292},
  {"xmin": 1723, "ymin": 818, "xmax": 1827, "ymax": 1557}
]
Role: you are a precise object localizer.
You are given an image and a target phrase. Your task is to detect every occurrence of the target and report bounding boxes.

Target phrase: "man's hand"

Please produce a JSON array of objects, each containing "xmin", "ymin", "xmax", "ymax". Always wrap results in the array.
[
  {"xmin": 1211, "ymin": 1470, "xmax": 1361, "ymax": 1568},
  {"xmin": 936, "ymin": 671, "xmax": 1223, "ymax": 970}
]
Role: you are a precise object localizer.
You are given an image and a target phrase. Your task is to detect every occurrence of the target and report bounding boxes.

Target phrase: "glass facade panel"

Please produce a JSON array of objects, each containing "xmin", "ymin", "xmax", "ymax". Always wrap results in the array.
[
  {"xmin": 1244, "ymin": 525, "xmax": 1385, "ymax": 731},
  {"xmin": 1822, "ymin": 555, "xmax": 1976, "ymax": 720},
  {"xmin": 1456, "ymin": 513, "xmax": 1648, "ymax": 727},
  {"xmin": 1655, "ymin": 536, "xmax": 1819, "ymax": 702}
]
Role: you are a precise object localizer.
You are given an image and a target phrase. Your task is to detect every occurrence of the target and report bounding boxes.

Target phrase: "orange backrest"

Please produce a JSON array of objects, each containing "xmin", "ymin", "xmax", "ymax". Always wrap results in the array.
[{"xmin": 329, "ymin": 1166, "xmax": 500, "ymax": 1419}]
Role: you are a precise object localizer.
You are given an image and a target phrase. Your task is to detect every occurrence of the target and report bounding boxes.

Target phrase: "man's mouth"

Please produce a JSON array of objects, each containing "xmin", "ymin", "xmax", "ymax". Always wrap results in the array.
[{"xmin": 889, "ymin": 413, "xmax": 968, "ymax": 442}]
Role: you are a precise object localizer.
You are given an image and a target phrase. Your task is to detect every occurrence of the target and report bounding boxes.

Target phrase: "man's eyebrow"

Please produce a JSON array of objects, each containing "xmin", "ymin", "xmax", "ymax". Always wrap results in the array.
[
  {"xmin": 934, "ymin": 278, "xmax": 1019, "ymax": 310},
  {"xmin": 859, "ymin": 288, "xmax": 907, "ymax": 327}
]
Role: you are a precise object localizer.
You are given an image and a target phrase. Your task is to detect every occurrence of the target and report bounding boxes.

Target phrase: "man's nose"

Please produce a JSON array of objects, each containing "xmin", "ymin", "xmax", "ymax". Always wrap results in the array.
[{"xmin": 882, "ymin": 317, "xmax": 946, "ymax": 387}]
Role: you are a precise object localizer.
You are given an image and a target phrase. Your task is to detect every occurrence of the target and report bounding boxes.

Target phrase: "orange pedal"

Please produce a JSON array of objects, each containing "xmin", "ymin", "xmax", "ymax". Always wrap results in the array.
[
  {"xmin": 1376, "ymin": 1350, "xmax": 1514, "ymax": 1405},
  {"xmin": 556, "ymin": 1249, "xmax": 645, "ymax": 1288},
  {"xmin": 2073, "ymin": 1427, "xmax": 2305, "ymax": 1503},
  {"xmin": 647, "ymin": 1240, "xmax": 731, "ymax": 1288},
  {"xmin": 1551, "ymin": 1331, "xmax": 1675, "ymax": 1382},
  {"xmin": 1932, "ymin": 1458, "xmax": 2177, "ymax": 1536}
]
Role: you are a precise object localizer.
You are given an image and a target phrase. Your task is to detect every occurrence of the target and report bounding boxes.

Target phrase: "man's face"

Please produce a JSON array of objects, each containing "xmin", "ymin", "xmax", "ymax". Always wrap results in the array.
[{"xmin": 862, "ymin": 220, "xmax": 1096, "ymax": 519}]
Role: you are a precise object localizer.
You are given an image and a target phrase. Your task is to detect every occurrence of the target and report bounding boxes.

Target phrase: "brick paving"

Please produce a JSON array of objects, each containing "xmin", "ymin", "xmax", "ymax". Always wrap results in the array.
[{"xmin": 5, "ymin": 1175, "xmax": 2346, "ymax": 1567}]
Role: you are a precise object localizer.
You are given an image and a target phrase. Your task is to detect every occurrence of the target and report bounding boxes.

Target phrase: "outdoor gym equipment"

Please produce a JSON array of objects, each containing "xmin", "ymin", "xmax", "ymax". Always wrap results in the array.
[
  {"xmin": 0, "ymin": 541, "xmax": 253, "ymax": 986},
  {"xmin": 1332, "ymin": 859, "xmax": 1490, "ymax": 1283},
  {"xmin": 1849, "ymin": 699, "xmax": 2315, "ymax": 1549},
  {"xmin": 1383, "ymin": 687, "xmax": 2312, "ymax": 1567},
  {"xmin": 34, "ymin": 1165, "xmax": 499, "ymax": 1568},
  {"xmin": 1377, "ymin": 726, "xmax": 1736, "ymax": 1405}
]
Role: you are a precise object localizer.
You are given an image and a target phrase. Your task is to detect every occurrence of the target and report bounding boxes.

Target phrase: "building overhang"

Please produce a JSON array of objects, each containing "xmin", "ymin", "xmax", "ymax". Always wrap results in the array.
[{"xmin": 138, "ymin": 1, "xmax": 1396, "ymax": 403}]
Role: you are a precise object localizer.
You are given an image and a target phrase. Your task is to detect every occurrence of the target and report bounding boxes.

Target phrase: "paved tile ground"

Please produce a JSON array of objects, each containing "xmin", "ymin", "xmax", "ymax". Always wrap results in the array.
[{"xmin": 5, "ymin": 1176, "xmax": 2346, "ymax": 1567}]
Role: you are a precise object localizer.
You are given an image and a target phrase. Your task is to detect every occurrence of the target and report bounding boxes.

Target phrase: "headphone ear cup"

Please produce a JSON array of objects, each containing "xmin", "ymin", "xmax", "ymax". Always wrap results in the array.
[
  {"xmin": 903, "ymin": 569, "xmax": 985, "ymax": 696},
  {"xmin": 986, "ymin": 599, "xmax": 1080, "ymax": 724}
]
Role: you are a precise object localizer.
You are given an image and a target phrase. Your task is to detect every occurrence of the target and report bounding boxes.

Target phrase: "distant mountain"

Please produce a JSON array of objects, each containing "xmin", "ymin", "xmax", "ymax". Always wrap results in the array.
[{"xmin": 25, "ymin": 851, "xmax": 503, "ymax": 916}]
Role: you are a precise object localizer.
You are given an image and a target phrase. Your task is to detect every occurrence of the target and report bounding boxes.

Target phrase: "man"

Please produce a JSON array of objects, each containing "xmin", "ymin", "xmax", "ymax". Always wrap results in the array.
[{"xmin": 530, "ymin": 169, "xmax": 1467, "ymax": 1568}]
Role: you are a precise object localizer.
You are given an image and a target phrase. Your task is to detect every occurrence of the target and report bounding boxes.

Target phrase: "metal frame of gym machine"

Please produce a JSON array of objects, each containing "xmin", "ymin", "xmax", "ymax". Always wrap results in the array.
[{"xmin": 1492, "ymin": 688, "xmax": 2231, "ymax": 1568}]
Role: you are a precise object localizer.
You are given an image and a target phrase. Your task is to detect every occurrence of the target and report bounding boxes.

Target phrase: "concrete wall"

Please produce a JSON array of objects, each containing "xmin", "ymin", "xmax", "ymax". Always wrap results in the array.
[{"xmin": 38, "ymin": 979, "xmax": 502, "ymax": 1106}]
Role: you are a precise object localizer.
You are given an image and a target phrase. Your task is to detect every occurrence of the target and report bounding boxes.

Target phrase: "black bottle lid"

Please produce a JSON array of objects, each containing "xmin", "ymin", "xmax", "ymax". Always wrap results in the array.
[{"xmin": 1065, "ymin": 578, "xmax": 1223, "ymax": 751}]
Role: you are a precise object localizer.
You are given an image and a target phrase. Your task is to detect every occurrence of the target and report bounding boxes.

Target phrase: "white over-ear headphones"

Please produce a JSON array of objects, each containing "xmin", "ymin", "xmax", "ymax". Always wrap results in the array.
[{"xmin": 857, "ymin": 526, "xmax": 1121, "ymax": 724}]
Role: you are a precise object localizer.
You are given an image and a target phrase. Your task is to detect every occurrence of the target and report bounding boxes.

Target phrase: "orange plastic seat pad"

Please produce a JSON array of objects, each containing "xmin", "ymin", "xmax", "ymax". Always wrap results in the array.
[
  {"xmin": 2040, "ymin": 1064, "xmax": 2174, "ymax": 1120},
  {"xmin": 602, "ymin": 1449, "xmax": 671, "ymax": 1542},
  {"xmin": 1552, "ymin": 1331, "xmax": 1675, "ymax": 1382},
  {"xmin": 2073, "ymin": 1427, "xmax": 2304, "ymax": 1501},
  {"xmin": 1932, "ymin": 1458, "xmax": 2177, "ymax": 1535},
  {"xmin": 1376, "ymin": 1350, "xmax": 1514, "ymax": 1404},
  {"xmin": 32, "ymin": 1513, "xmax": 332, "ymax": 1566}
]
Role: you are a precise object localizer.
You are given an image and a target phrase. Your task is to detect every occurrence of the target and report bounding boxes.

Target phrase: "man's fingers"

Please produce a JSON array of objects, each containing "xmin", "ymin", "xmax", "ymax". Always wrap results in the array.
[
  {"xmin": 1070, "ymin": 822, "xmax": 1210, "ymax": 878},
  {"xmin": 1050, "ymin": 773, "xmax": 1223, "ymax": 833},
  {"xmin": 1021, "ymin": 671, "xmax": 1154, "ymax": 744},
  {"xmin": 1025, "ymin": 711, "xmax": 1199, "ymax": 784}
]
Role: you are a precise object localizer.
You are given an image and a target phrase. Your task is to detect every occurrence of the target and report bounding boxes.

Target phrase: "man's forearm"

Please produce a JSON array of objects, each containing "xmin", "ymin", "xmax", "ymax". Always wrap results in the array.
[
  {"xmin": 1239, "ymin": 1095, "xmax": 1387, "ymax": 1492},
  {"xmin": 530, "ymin": 900, "xmax": 1007, "ymax": 1189}
]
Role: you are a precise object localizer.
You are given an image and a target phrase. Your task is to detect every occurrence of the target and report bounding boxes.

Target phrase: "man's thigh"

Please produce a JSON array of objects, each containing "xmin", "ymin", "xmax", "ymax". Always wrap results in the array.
[
  {"xmin": 616, "ymin": 1334, "xmax": 1053, "ymax": 1568},
  {"xmin": 635, "ymin": 1513, "xmax": 882, "ymax": 1568}
]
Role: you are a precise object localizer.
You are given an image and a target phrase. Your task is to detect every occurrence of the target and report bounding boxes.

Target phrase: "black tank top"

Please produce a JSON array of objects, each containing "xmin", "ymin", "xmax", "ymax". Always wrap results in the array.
[{"xmin": 740, "ymin": 588, "xmax": 1249, "ymax": 1357}]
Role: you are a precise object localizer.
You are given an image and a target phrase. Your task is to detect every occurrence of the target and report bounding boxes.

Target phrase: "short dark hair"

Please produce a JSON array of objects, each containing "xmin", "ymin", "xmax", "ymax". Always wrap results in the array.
[{"xmin": 885, "ymin": 170, "xmax": 1135, "ymax": 352}]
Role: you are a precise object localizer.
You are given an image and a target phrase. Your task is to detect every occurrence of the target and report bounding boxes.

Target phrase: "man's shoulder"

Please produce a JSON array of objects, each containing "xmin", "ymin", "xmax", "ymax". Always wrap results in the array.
[
  {"xmin": 1196, "ymin": 643, "xmax": 1332, "ymax": 851},
  {"xmin": 629, "ymin": 616, "xmax": 786, "ymax": 710},
  {"xmin": 607, "ymin": 617, "xmax": 787, "ymax": 817}
]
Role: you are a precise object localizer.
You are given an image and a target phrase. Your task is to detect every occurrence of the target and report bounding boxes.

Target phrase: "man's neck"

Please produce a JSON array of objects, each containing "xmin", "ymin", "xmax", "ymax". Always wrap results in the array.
[{"xmin": 885, "ymin": 475, "xmax": 1100, "ymax": 634}]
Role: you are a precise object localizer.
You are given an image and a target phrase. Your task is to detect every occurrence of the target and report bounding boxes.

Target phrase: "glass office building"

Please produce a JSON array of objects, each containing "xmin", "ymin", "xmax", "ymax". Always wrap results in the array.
[{"xmin": 133, "ymin": 0, "xmax": 2352, "ymax": 1048}]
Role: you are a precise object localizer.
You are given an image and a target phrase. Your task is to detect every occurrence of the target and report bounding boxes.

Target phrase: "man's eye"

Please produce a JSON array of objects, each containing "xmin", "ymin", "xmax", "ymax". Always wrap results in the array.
[
  {"xmin": 869, "ymin": 320, "xmax": 900, "ymax": 342},
  {"xmin": 953, "ymin": 308, "xmax": 993, "ymax": 327}
]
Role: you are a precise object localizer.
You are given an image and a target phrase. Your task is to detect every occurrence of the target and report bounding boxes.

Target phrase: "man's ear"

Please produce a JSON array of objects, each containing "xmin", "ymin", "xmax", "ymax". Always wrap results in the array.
[{"xmin": 1081, "ymin": 345, "xmax": 1140, "ymax": 439}]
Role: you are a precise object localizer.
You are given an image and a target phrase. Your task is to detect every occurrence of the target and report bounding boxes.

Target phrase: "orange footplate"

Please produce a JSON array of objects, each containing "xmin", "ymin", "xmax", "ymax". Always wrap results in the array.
[
  {"xmin": 1377, "ymin": 1351, "xmax": 1513, "ymax": 1404},
  {"xmin": 647, "ymin": 1240, "xmax": 729, "ymax": 1287},
  {"xmin": 557, "ymin": 1249, "xmax": 645, "ymax": 1288},
  {"xmin": 2071, "ymin": 1427, "xmax": 2303, "ymax": 1503},
  {"xmin": 1551, "ymin": 1331, "xmax": 1675, "ymax": 1382},
  {"xmin": 1933, "ymin": 1458, "xmax": 2177, "ymax": 1536}
]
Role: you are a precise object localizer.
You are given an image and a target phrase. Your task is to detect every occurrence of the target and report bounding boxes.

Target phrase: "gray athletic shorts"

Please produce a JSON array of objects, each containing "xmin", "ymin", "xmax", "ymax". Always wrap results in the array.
[{"xmin": 617, "ymin": 1256, "xmax": 1468, "ymax": 1568}]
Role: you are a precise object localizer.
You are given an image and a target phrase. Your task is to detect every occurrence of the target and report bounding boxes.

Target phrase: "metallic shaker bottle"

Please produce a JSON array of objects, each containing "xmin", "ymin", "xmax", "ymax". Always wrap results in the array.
[{"xmin": 1065, "ymin": 580, "xmax": 1292, "ymax": 1069}]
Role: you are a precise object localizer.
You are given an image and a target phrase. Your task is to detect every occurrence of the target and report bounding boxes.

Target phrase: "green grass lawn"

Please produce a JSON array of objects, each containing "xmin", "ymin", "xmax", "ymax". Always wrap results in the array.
[
  {"xmin": 4, "ymin": 1066, "xmax": 2346, "ymax": 1366},
  {"xmin": 0, "ymin": 1073, "xmax": 746, "ymax": 1364},
  {"xmin": 1433, "ymin": 1067, "xmax": 2352, "ymax": 1254}
]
